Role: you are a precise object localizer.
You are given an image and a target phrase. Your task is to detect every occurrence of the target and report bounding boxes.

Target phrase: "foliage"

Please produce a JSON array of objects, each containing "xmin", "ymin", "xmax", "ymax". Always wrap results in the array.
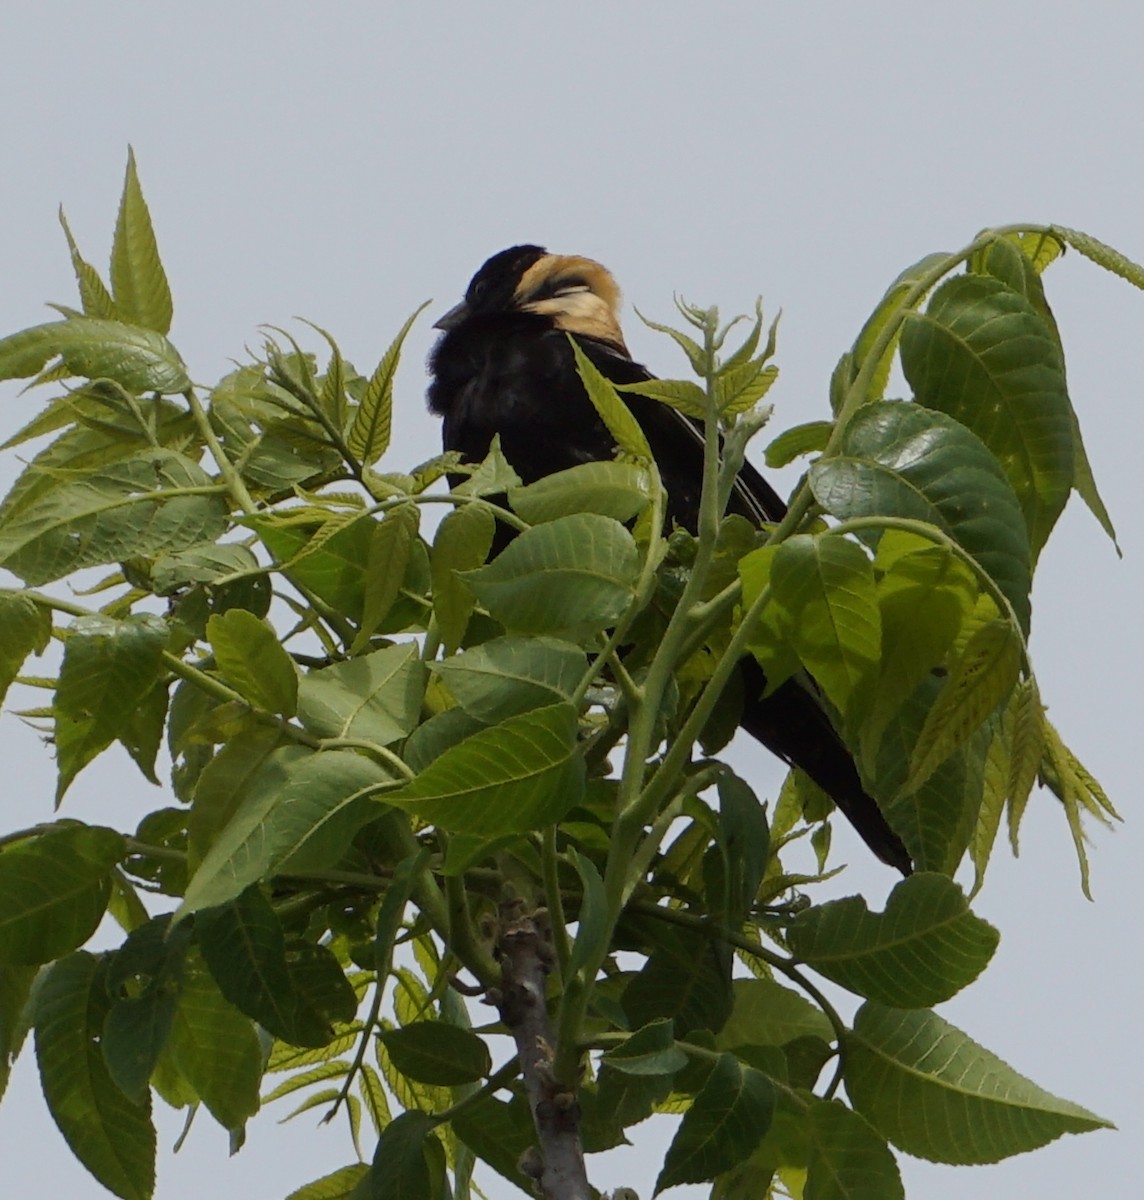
[{"xmin": 0, "ymin": 156, "xmax": 1131, "ymax": 1200}]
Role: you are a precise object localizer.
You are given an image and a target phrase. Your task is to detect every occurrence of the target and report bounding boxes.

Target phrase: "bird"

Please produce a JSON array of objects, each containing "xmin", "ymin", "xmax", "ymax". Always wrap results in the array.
[{"xmin": 427, "ymin": 245, "xmax": 912, "ymax": 875}]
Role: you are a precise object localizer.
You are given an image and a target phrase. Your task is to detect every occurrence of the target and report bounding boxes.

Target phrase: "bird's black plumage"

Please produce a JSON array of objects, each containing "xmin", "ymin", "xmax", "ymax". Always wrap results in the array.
[{"xmin": 428, "ymin": 246, "xmax": 912, "ymax": 875}]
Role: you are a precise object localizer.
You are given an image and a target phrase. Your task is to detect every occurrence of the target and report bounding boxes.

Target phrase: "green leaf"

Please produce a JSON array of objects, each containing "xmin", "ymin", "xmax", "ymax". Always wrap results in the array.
[
  {"xmin": 845, "ymin": 1002, "xmax": 1113, "ymax": 1164},
  {"xmin": 905, "ymin": 619, "xmax": 1020, "ymax": 795},
  {"xmin": 354, "ymin": 503, "xmax": 420, "ymax": 651},
  {"xmin": 765, "ymin": 420, "xmax": 832, "ymax": 468},
  {"xmin": 0, "ymin": 964, "xmax": 36, "ymax": 1100},
  {"xmin": 35, "ymin": 953, "xmax": 155, "ymax": 1200},
  {"xmin": 0, "ymin": 825, "xmax": 125, "ymax": 964},
  {"xmin": 430, "ymin": 635, "xmax": 585, "ymax": 724},
  {"xmin": 54, "ymin": 613, "xmax": 168, "ymax": 799},
  {"xmin": 770, "ymin": 534, "xmax": 880, "ymax": 727},
  {"xmin": 0, "ymin": 590, "xmax": 50, "ymax": 705},
  {"xmin": 603, "ymin": 1018, "xmax": 688, "ymax": 1077},
  {"xmin": 286, "ymin": 1166, "xmax": 370, "ymax": 1200},
  {"xmin": 809, "ymin": 401, "xmax": 1032, "ymax": 634},
  {"xmin": 624, "ymin": 925, "xmax": 732, "ymax": 1037},
  {"xmin": 207, "ymin": 609, "xmax": 299, "ymax": 716},
  {"xmin": 805, "ymin": 1099, "xmax": 903, "ymax": 1200},
  {"xmin": 110, "ymin": 148, "xmax": 174, "ymax": 335},
  {"xmin": 450, "ymin": 1094, "xmax": 535, "ymax": 1193},
  {"xmin": 347, "ymin": 303, "xmax": 429, "ymax": 465},
  {"xmin": 715, "ymin": 978, "xmax": 834, "ymax": 1050},
  {"xmin": 566, "ymin": 850, "xmax": 607, "ymax": 982},
  {"xmin": 298, "ymin": 642, "xmax": 425, "ymax": 745},
  {"xmin": 509, "ymin": 460, "xmax": 652, "ymax": 524},
  {"xmin": 0, "ymin": 318, "xmax": 188, "ymax": 393},
  {"xmin": 569, "ymin": 338, "xmax": 653, "ymax": 461},
  {"xmin": 178, "ymin": 748, "xmax": 392, "ymax": 917},
  {"xmin": 58, "ymin": 208, "xmax": 119, "ymax": 320},
  {"xmin": 0, "ymin": 448, "xmax": 227, "ymax": 586},
  {"xmin": 616, "ymin": 376, "xmax": 708, "ymax": 420},
  {"xmin": 901, "ymin": 274, "xmax": 1073, "ymax": 557},
  {"xmin": 461, "ymin": 512, "xmax": 639, "ymax": 640},
  {"xmin": 378, "ymin": 1022, "xmax": 491, "ymax": 1086},
  {"xmin": 1053, "ymin": 224, "xmax": 1144, "ymax": 290},
  {"xmin": 430, "ymin": 502, "xmax": 495, "ymax": 654},
  {"xmin": 786, "ymin": 873, "xmax": 998, "ymax": 1007},
  {"xmin": 860, "ymin": 535, "xmax": 977, "ymax": 765},
  {"xmin": 169, "ymin": 954, "xmax": 261, "ymax": 1130},
  {"xmin": 370, "ymin": 1111, "xmax": 445, "ymax": 1200},
  {"xmin": 151, "ymin": 541, "xmax": 260, "ymax": 594},
  {"xmin": 385, "ymin": 703, "xmax": 584, "ymax": 836},
  {"xmin": 656, "ymin": 1052, "xmax": 776, "ymax": 1191},
  {"xmin": 716, "ymin": 360, "xmax": 778, "ymax": 416},
  {"xmin": 197, "ymin": 886, "xmax": 332, "ymax": 1047}
]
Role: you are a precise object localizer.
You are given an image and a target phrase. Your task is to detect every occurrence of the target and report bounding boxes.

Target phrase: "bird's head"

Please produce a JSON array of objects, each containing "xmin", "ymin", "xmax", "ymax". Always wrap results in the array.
[{"xmin": 434, "ymin": 245, "xmax": 627, "ymax": 352}]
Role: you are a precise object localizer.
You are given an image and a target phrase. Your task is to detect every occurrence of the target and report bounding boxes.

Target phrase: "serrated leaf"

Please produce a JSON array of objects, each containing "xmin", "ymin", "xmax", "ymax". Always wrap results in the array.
[
  {"xmin": 715, "ymin": 978, "xmax": 834, "ymax": 1051},
  {"xmin": 810, "ymin": 401, "xmax": 1032, "ymax": 635},
  {"xmin": 0, "ymin": 590, "xmax": 50, "ymax": 706},
  {"xmin": 805, "ymin": 1099, "xmax": 903, "ymax": 1200},
  {"xmin": 110, "ymin": 149, "xmax": 173, "ymax": 334},
  {"xmin": 347, "ymin": 303, "xmax": 429, "ymax": 464},
  {"xmin": 765, "ymin": 420, "xmax": 832, "ymax": 468},
  {"xmin": 0, "ymin": 318, "xmax": 188, "ymax": 393},
  {"xmin": 770, "ymin": 534, "xmax": 880, "ymax": 728},
  {"xmin": 461, "ymin": 512, "xmax": 638, "ymax": 640},
  {"xmin": 905, "ymin": 619, "xmax": 1020, "ymax": 796},
  {"xmin": 430, "ymin": 635, "xmax": 584, "ymax": 724},
  {"xmin": 298, "ymin": 642, "xmax": 425, "ymax": 746},
  {"xmin": 716, "ymin": 359, "xmax": 778, "ymax": 416},
  {"xmin": 569, "ymin": 338, "xmax": 652, "ymax": 461},
  {"xmin": 207, "ymin": 609, "xmax": 298, "ymax": 716},
  {"xmin": 378, "ymin": 1022, "xmax": 491, "ymax": 1086},
  {"xmin": 178, "ymin": 748, "xmax": 392, "ymax": 917},
  {"xmin": 35, "ymin": 953, "xmax": 155, "ymax": 1200},
  {"xmin": 58, "ymin": 208, "xmax": 119, "ymax": 320},
  {"xmin": 787, "ymin": 873, "xmax": 998, "ymax": 1006},
  {"xmin": 509, "ymin": 460, "xmax": 652, "ymax": 525},
  {"xmin": 0, "ymin": 825, "xmax": 125, "ymax": 964},
  {"xmin": 385, "ymin": 703, "xmax": 584, "ymax": 836},
  {"xmin": 845, "ymin": 1003, "xmax": 1112, "ymax": 1164},
  {"xmin": 286, "ymin": 1165, "xmax": 370, "ymax": 1200},
  {"xmin": 656, "ymin": 1052, "xmax": 775, "ymax": 1191},
  {"xmin": 0, "ymin": 448, "xmax": 227, "ymax": 586},
  {"xmin": 616, "ymin": 377, "xmax": 707, "ymax": 420},
  {"xmin": 354, "ymin": 503, "xmax": 420, "ymax": 651},
  {"xmin": 430, "ymin": 502, "xmax": 495, "ymax": 654}
]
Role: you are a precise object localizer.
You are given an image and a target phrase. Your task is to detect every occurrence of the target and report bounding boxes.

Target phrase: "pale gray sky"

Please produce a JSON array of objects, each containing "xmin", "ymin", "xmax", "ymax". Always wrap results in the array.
[{"xmin": 2, "ymin": 3, "xmax": 1141, "ymax": 1197}]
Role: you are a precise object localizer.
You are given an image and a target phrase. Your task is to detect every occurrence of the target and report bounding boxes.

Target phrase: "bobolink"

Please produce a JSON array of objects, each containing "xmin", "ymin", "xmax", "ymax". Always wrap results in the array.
[{"xmin": 428, "ymin": 245, "xmax": 911, "ymax": 875}]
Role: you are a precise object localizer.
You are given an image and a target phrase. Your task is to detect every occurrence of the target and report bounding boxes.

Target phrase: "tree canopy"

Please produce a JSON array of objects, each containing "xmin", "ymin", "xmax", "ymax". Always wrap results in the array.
[{"xmin": 0, "ymin": 154, "xmax": 1134, "ymax": 1200}]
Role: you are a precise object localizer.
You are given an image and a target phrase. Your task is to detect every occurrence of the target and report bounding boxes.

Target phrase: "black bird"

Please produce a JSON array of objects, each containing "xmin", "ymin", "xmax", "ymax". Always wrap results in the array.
[{"xmin": 427, "ymin": 245, "xmax": 912, "ymax": 875}]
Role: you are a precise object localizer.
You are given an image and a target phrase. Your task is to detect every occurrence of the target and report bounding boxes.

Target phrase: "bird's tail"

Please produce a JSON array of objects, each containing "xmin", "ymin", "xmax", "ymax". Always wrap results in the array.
[{"xmin": 738, "ymin": 658, "xmax": 913, "ymax": 875}]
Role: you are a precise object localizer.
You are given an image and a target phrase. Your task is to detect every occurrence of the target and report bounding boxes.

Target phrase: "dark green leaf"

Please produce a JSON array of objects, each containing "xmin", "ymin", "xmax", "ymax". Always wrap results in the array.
[
  {"xmin": 354, "ymin": 504, "xmax": 420, "ymax": 650},
  {"xmin": 624, "ymin": 926, "xmax": 732, "ymax": 1037},
  {"xmin": 656, "ymin": 1052, "xmax": 775, "ymax": 1191},
  {"xmin": 786, "ymin": 873, "xmax": 998, "ymax": 1006},
  {"xmin": 151, "ymin": 542, "xmax": 260, "ymax": 595},
  {"xmin": 566, "ymin": 850, "xmax": 607, "ymax": 982},
  {"xmin": 450, "ymin": 1094, "xmax": 535, "ymax": 1193},
  {"xmin": 370, "ymin": 1111, "xmax": 445, "ymax": 1200},
  {"xmin": 378, "ymin": 1022, "xmax": 491, "ymax": 1086},
  {"xmin": 845, "ymin": 1003, "xmax": 1112, "ymax": 1164},
  {"xmin": 35, "ymin": 953, "xmax": 155, "ymax": 1200},
  {"xmin": 286, "ymin": 941, "xmax": 358, "ymax": 1026},
  {"xmin": 110, "ymin": 148, "xmax": 173, "ymax": 335},
  {"xmin": 0, "ymin": 590, "xmax": 50, "ymax": 705},
  {"xmin": 603, "ymin": 1018, "xmax": 688, "ymax": 1077},
  {"xmin": 805, "ymin": 1099, "xmax": 903, "ymax": 1200},
  {"xmin": 385, "ymin": 703, "xmax": 584, "ymax": 836},
  {"xmin": 0, "ymin": 825, "xmax": 125, "ymax": 964},
  {"xmin": 810, "ymin": 401, "xmax": 1031, "ymax": 634},
  {"xmin": 0, "ymin": 964, "xmax": 36, "ymax": 1100},
  {"xmin": 197, "ymin": 886, "xmax": 332, "ymax": 1047}
]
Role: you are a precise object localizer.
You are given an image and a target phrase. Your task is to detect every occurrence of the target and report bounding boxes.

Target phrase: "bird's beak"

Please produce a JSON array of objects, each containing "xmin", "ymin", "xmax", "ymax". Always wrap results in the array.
[{"xmin": 433, "ymin": 300, "xmax": 470, "ymax": 332}]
